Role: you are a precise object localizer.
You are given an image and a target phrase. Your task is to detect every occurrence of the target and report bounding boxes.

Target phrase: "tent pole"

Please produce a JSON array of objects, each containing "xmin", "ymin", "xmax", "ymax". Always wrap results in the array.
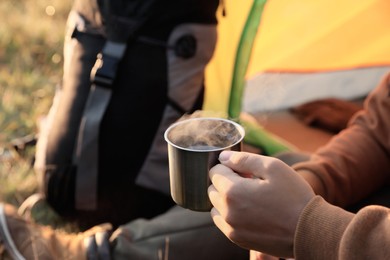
[
  {"xmin": 228, "ymin": 0, "xmax": 294, "ymax": 155},
  {"xmin": 228, "ymin": 0, "xmax": 266, "ymax": 120}
]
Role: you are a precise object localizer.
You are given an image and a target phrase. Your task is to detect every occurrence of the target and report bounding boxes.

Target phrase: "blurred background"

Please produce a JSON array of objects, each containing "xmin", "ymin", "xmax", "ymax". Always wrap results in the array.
[{"xmin": 0, "ymin": 0, "xmax": 71, "ymax": 208}]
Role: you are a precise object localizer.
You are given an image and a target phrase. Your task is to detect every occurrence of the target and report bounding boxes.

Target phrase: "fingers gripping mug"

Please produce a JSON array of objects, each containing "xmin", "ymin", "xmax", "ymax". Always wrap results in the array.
[{"xmin": 164, "ymin": 117, "xmax": 245, "ymax": 211}]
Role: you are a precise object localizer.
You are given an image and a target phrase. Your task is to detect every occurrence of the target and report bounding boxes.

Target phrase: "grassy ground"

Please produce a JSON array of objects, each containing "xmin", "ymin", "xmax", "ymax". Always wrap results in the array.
[{"xmin": 0, "ymin": 0, "xmax": 72, "ymax": 224}]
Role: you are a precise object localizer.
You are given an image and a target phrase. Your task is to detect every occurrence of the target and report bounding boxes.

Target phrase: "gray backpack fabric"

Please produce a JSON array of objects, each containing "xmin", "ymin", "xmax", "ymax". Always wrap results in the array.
[{"xmin": 110, "ymin": 206, "xmax": 249, "ymax": 260}]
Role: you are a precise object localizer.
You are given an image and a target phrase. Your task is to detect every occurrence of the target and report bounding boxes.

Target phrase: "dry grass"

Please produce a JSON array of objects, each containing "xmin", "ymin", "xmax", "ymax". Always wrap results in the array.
[{"xmin": 0, "ymin": 0, "xmax": 71, "ymax": 214}]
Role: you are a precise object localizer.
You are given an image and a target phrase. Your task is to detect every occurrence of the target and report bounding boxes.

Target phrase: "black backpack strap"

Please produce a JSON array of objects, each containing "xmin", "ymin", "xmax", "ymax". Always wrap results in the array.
[
  {"xmin": 74, "ymin": 41, "xmax": 126, "ymax": 210},
  {"xmin": 74, "ymin": 0, "xmax": 158, "ymax": 210}
]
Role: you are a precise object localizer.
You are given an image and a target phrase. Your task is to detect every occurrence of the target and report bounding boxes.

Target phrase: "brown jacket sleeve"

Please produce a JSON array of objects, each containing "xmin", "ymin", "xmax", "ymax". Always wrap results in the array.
[
  {"xmin": 294, "ymin": 196, "xmax": 390, "ymax": 259},
  {"xmin": 293, "ymin": 72, "xmax": 390, "ymax": 207},
  {"xmin": 291, "ymin": 72, "xmax": 390, "ymax": 259}
]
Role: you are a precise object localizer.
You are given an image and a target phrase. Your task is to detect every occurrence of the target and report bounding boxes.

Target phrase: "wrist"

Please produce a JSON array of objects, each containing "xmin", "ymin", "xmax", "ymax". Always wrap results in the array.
[{"xmin": 297, "ymin": 169, "xmax": 326, "ymax": 197}]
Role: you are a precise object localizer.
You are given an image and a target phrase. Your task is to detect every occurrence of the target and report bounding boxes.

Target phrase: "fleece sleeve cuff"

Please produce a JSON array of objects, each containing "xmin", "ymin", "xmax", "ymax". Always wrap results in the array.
[{"xmin": 294, "ymin": 196, "xmax": 354, "ymax": 260}]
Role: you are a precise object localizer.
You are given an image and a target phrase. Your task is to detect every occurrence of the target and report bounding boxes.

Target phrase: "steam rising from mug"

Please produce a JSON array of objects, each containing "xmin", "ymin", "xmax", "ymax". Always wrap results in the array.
[
  {"xmin": 168, "ymin": 118, "xmax": 242, "ymax": 150},
  {"xmin": 164, "ymin": 117, "xmax": 245, "ymax": 211}
]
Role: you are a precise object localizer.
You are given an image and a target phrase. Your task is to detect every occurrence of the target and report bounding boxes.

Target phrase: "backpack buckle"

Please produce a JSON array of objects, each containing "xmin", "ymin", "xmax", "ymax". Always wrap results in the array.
[
  {"xmin": 90, "ymin": 41, "xmax": 127, "ymax": 88},
  {"xmin": 90, "ymin": 53, "xmax": 119, "ymax": 88}
]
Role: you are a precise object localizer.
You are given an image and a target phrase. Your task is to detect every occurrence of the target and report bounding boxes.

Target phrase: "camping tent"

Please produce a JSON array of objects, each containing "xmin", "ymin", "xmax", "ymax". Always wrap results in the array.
[{"xmin": 204, "ymin": 0, "xmax": 390, "ymax": 114}]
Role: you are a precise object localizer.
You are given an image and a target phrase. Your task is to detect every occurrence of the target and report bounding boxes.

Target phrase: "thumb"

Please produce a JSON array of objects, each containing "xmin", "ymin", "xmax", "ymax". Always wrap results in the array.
[{"xmin": 218, "ymin": 151, "xmax": 271, "ymax": 180}]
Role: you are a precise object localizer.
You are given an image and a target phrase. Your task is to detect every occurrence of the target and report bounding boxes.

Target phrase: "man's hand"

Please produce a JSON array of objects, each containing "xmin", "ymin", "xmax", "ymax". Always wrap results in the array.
[{"xmin": 208, "ymin": 151, "xmax": 315, "ymax": 258}]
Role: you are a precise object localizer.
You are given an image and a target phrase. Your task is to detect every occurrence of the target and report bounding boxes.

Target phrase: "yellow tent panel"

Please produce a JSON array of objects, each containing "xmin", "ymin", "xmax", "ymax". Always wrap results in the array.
[
  {"xmin": 205, "ymin": 0, "xmax": 390, "ymax": 113},
  {"xmin": 204, "ymin": 0, "xmax": 253, "ymax": 113}
]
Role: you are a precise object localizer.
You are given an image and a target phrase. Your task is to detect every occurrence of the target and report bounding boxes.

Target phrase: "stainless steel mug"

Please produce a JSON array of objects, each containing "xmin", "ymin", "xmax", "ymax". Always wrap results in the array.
[{"xmin": 164, "ymin": 117, "xmax": 245, "ymax": 211}]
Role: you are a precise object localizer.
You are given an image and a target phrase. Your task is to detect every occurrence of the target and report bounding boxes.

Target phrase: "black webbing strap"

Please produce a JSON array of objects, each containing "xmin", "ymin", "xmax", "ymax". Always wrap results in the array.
[
  {"xmin": 74, "ymin": 0, "xmax": 158, "ymax": 210},
  {"xmin": 75, "ymin": 41, "xmax": 126, "ymax": 210}
]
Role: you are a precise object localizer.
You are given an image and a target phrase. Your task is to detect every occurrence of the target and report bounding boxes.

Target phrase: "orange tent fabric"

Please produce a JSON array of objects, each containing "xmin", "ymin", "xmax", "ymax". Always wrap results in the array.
[{"xmin": 204, "ymin": 0, "xmax": 390, "ymax": 112}]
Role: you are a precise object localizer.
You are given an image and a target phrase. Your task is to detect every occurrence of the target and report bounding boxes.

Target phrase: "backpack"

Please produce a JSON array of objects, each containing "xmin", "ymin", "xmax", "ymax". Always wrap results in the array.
[{"xmin": 34, "ymin": 0, "xmax": 220, "ymax": 229}]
